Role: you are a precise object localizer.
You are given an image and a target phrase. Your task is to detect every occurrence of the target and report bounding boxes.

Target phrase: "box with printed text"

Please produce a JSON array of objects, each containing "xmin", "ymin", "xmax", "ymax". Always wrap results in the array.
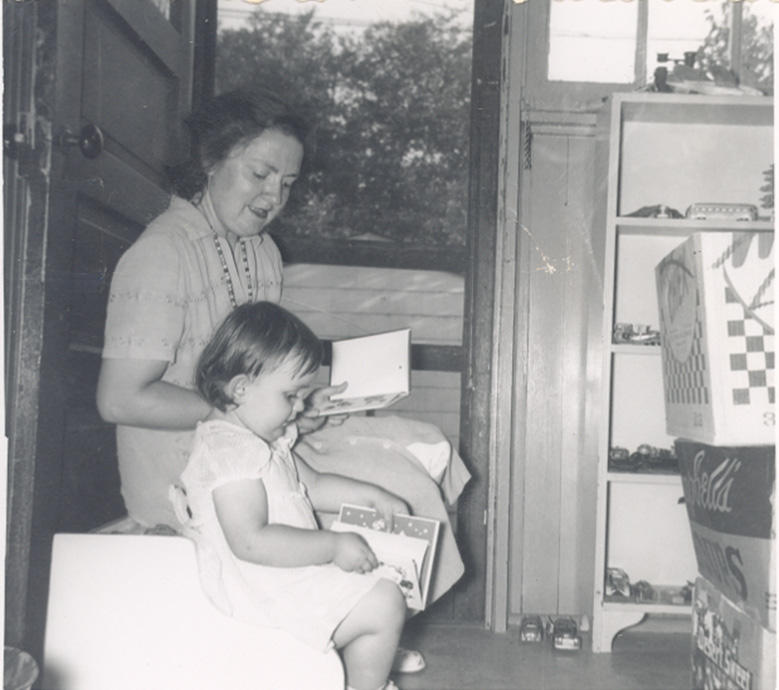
[
  {"xmin": 677, "ymin": 440, "xmax": 776, "ymax": 632},
  {"xmin": 656, "ymin": 232, "xmax": 774, "ymax": 445},
  {"xmin": 692, "ymin": 576, "xmax": 776, "ymax": 690}
]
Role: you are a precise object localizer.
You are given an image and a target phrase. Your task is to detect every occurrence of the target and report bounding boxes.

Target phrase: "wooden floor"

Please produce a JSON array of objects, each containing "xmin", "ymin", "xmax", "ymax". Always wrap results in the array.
[{"xmin": 393, "ymin": 616, "xmax": 692, "ymax": 690}]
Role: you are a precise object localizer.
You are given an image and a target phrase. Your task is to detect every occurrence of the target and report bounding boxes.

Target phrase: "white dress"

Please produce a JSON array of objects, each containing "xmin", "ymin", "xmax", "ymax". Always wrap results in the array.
[{"xmin": 171, "ymin": 420, "xmax": 383, "ymax": 652}]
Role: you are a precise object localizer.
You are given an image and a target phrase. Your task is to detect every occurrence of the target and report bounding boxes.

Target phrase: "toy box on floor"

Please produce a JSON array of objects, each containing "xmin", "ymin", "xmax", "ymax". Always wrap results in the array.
[
  {"xmin": 656, "ymin": 232, "xmax": 774, "ymax": 446},
  {"xmin": 677, "ymin": 440, "xmax": 776, "ymax": 632},
  {"xmin": 692, "ymin": 576, "xmax": 776, "ymax": 690}
]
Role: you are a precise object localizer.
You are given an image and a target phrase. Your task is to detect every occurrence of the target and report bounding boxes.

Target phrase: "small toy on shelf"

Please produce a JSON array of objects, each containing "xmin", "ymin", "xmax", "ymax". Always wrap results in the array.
[
  {"xmin": 760, "ymin": 165, "xmax": 773, "ymax": 217},
  {"xmin": 671, "ymin": 582, "xmax": 694, "ymax": 606},
  {"xmin": 608, "ymin": 444, "xmax": 678, "ymax": 473},
  {"xmin": 630, "ymin": 580, "xmax": 656, "ymax": 603},
  {"xmin": 641, "ymin": 52, "xmax": 765, "ymax": 96},
  {"xmin": 685, "ymin": 203, "xmax": 758, "ymax": 221},
  {"xmin": 605, "ymin": 567, "xmax": 631, "ymax": 598},
  {"xmin": 624, "ymin": 204, "xmax": 682, "ymax": 219},
  {"xmin": 607, "ymin": 446, "xmax": 632, "ymax": 471},
  {"xmin": 519, "ymin": 615, "xmax": 544, "ymax": 643},
  {"xmin": 612, "ymin": 323, "xmax": 660, "ymax": 346},
  {"xmin": 629, "ymin": 444, "xmax": 679, "ymax": 473}
]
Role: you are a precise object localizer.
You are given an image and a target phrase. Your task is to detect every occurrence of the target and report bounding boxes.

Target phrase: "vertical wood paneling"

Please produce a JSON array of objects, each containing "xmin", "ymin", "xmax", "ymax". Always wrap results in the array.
[
  {"xmin": 511, "ymin": 129, "xmax": 599, "ymax": 617},
  {"xmin": 518, "ymin": 133, "xmax": 567, "ymax": 613},
  {"xmin": 558, "ymin": 135, "xmax": 598, "ymax": 615}
]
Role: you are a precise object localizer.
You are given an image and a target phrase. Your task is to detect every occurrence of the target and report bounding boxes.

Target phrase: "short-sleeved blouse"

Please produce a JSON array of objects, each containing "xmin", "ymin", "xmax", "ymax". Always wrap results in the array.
[
  {"xmin": 103, "ymin": 196, "xmax": 283, "ymax": 527},
  {"xmin": 173, "ymin": 421, "xmax": 382, "ymax": 651}
]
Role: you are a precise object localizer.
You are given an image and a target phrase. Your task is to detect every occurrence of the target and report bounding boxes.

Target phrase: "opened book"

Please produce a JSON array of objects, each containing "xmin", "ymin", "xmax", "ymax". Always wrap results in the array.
[
  {"xmin": 330, "ymin": 503, "xmax": 440, "ymax": 610},
  {"xmin": 317, "ymin": 328, "xmax": 411, "ymax": 416}
]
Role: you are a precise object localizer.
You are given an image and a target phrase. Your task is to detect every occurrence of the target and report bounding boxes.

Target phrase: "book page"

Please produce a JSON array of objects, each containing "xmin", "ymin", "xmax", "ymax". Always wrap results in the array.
[
  {"xmin": 330, "ymin": 522, "xmax": 428, "ymax": 609},
  {"xmin": 333, "ymin": 504, "xmax": 441, "ymax": 609},
  {"xmin": 317, "ymin": 329, "xmax": 411, "ymax": 415}
]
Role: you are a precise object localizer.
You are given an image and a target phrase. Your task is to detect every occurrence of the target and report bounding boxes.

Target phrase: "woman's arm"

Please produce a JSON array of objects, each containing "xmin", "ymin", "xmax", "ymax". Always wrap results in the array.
[
  {"xmin": 213, "ymin": 477, "xmax": 378, "ymax": 572},
  {"xmin": 296, "ymin": 453, "xmax": 409, "ymax": 527},
  {"xmin": 96, "ymin": 357, "xmax": 211, "ymax": 430}
]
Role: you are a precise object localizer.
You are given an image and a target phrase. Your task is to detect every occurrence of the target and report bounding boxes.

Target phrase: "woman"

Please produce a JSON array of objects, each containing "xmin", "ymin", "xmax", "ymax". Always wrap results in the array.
[{"xmin": 96, "ymin": 89, "xmax": 469, "ymax": 653}]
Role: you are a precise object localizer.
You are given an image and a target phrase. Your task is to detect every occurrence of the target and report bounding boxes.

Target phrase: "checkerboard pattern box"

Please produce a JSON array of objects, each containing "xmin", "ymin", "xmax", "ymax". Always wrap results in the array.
[{"xmin": 656, "ymin": 232, "xmax": 774, "ymax": 446}]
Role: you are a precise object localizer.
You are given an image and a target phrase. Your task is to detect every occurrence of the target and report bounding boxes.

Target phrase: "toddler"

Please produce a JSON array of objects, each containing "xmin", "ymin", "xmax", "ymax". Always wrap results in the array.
[{"xmin": 171, "ymin": 301, "xmax": 408, "ymax": 690}]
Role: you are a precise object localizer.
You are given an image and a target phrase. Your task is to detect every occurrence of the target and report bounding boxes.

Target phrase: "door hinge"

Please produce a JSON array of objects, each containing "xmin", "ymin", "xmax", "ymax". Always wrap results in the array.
[{"xmin": 521, "ymin": 120, "xmax": 532, "ymax": 171}]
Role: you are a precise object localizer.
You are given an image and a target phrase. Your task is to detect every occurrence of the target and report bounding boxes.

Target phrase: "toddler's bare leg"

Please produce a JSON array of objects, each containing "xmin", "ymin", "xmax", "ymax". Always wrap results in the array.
[{"xmin": 333, "ymin": 579, "xmax": 406, "ymax": 690}]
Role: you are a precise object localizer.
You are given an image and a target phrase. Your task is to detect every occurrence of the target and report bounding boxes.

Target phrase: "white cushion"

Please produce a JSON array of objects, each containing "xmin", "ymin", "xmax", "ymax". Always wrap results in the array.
[{"xmin": 43, "ymin": 533, "xmax": 344, "ymax": 690}]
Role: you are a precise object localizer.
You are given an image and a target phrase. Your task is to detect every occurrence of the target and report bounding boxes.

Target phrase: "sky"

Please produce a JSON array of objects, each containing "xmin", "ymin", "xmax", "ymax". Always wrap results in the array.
[
  {"xmin": 547, "ymin": 0, "xmax": 775, "ymax": 83},
  {"xmin": 217, "ymin": 0, "xmax": 474, "ymax": 31}
]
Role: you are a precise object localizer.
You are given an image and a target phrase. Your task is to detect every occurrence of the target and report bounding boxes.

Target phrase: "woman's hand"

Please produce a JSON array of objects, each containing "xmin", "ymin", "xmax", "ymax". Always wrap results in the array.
[
  {"xmin": 333, "ymin": 532, "xmax": 379, "ymax": 573},
  {"xmin": 296, "ymin": 382, "xmax": 349, "ymax": 434}
]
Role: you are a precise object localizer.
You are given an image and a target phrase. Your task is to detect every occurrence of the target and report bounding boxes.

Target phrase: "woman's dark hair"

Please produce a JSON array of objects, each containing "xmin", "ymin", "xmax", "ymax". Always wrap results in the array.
[
  {"xmin": 196, "ymin": 301, "xmax": 323, "ymax": 412},
  {"xmin": 170, "ymin": 88, "xmax": 312, "ymax": 200}
]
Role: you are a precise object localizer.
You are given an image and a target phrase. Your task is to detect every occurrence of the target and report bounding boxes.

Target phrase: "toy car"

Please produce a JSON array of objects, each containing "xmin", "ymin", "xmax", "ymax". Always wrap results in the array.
[
  {"xmin": 519, "ymin": 615, "xmax": 544, "ymax": 643},
  {"xmin": 605, "ymin": 567, "xmax": 631, "ymax": 598},
  {"xmin": 686, "ymin": 203, "xmax": 758, "ymax": 221},
  {"xmin": 552, "ymin": 617, "xmax": 582, "ymax": 651},
  {"xmin": 630, "ymin": 580, "xmax": 656, "ymax": 602}
]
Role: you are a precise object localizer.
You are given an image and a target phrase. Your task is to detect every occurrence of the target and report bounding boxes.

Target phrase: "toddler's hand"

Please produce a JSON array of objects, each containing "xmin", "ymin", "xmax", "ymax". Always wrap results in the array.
[
  {"xmin": 372, "ymin": 491, "xmax": 410, "ymax": 532},
  {"xmin": 333, "ymin": 532, "xmax": 379, "ymax": 574}
]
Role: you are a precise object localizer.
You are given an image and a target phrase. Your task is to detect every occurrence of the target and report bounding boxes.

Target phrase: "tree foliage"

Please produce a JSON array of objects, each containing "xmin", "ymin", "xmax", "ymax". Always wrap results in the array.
[
  {"xmin": 216, "ymin": 10, "xmax": 472, "ymax": 246},
  {"xmin": 699, "ymin": 2, "xmax": 774, "ymax": 91}
]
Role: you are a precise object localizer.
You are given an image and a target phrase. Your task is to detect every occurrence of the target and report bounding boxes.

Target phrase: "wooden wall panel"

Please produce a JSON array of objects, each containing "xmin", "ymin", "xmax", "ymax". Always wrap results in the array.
[
  {"xmin": 284, "ymin": 265, "xmax": 464, "ymax": 445},
  {"xmin": 557, "ymin": 135, "xmax": 598, "ymax": 616},
  {"xmin": 510, "ymin": 130, "xmax": 599, "ymax": 618},
  {"xmin": 281, "ymin": 264, "xmax": 464, "ymax": 346}
]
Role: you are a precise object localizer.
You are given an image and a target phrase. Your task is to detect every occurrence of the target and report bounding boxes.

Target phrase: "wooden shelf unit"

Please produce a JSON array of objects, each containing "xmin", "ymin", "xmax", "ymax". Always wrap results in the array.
[{"xmin": 591, "ymin": 93, "xmax": 774, "ymax": 653}]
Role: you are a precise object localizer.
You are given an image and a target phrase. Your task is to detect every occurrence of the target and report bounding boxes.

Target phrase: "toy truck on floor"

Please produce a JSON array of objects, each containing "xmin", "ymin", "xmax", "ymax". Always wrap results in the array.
[{"xmin": 551, "ymin": 617, "xmax": 582, "ymax": 651}]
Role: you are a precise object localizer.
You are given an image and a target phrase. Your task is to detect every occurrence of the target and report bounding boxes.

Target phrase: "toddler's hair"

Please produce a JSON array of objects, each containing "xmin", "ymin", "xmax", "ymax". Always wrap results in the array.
[{"xmin": 196, "ymin": 301, "xmax": 323, "ymax": 411}]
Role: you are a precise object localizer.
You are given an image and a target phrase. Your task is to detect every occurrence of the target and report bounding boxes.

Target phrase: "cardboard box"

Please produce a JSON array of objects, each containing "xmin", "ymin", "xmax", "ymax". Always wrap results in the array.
[
  {"xmin": 656, "ymin": 232, "xmax": 774, "ymax": 446},
  {"xmin": 692, "ymin": 576, "xmax": 776, "ymax": 690},
  {"xmin": 677, "ymin": 440, "xmax": 776, "ymax": 631}
]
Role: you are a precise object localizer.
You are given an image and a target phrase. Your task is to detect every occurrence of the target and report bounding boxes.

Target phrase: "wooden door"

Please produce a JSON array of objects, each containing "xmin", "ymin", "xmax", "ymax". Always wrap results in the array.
[
  {"xmin": 5, "ymin": 0, "xmax": 198, "ymax": 659},
  {"xmin": 500, "ymin": 0, "xmax": 608, "ymax": 623}
]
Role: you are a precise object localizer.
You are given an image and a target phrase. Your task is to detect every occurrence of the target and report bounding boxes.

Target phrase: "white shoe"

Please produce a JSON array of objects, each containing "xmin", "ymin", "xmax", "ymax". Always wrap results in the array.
[{"xmin": 392, "ymin": 648, "xmax": 426, "ymax": 673}]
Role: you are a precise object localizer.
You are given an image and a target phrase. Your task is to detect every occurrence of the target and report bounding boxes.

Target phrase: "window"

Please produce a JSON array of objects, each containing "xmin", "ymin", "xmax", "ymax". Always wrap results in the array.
[
  {"xmin": 548, "ymin": 0, "xmax": 773, "ymax": 92},
  {"xmin": 548, "ymin": 0, "xmax": 638, "ymax": 83},
  {"xmin": 214, "ymin": 1, "xmax": 474, "ymax": 445},
  {"xmin": 216, "ymin": 0, "xmax": 474, "ymax": 249}
]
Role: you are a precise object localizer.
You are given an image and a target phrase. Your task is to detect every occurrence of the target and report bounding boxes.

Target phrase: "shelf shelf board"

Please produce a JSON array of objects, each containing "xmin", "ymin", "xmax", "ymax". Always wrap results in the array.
[
  {"xmin": 602, "ymin": 584, "xmax": 693, "ymax": 615},
  {"xmin": 606, "ymin": 471, "xmax": 681, "ymax": 485},
  {"xmin": 611, "ymin": 344, "xmax": 662, "ymax": 356},
  {"xmin": 602, "ymin": 600, "xmax": 692, "ymax": 615},
  {"xmin": 615, "ymin": 93, "xmax": 773, "ymax": 127},
  {"xmin": 614, "ymin": 217, "xmax": 774, "ymax": 235}
]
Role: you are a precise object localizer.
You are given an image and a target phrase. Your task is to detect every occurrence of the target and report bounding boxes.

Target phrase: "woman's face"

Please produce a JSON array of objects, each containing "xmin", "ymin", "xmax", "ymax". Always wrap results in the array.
[{"xmin": 207, "ymin": 128, "xmax": 304, "ymax": 238}]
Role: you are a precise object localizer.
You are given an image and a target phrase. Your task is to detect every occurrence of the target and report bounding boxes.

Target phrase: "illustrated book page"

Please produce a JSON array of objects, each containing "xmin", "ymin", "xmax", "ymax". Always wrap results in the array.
[{"xmin": 330, "ymin": 503, "xmax": 440, "ymax": 610}]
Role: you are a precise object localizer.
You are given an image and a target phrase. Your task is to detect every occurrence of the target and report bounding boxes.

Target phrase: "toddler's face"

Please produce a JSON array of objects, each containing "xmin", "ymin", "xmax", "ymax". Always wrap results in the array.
[{"xmin": 233, "ymin": 357, "xmax": 317, "ymax": 442}]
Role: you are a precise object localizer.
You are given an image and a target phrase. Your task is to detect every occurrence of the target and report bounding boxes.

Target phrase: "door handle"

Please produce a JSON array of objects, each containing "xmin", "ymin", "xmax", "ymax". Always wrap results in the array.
[
  {"xmin": 3, "ymin": 123, "xmax": 25, "ymax": 160},
  {"xmin": 55, "ymin": 123, "xmax": 104, "ymax": 159}
]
